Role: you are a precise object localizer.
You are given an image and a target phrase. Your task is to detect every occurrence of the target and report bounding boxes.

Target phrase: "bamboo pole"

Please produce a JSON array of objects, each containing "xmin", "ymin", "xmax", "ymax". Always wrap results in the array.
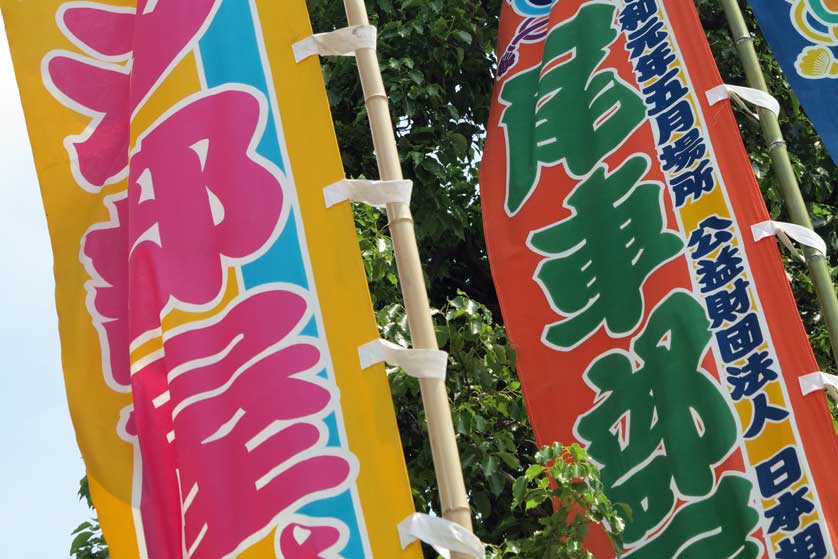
[
  {"xmin": 341, "ymin": 0, "xmax": 475, "ymax": 553},
  {"xmin": 719, "ymin": 0, "xmax": 838, "ymax": 369}
]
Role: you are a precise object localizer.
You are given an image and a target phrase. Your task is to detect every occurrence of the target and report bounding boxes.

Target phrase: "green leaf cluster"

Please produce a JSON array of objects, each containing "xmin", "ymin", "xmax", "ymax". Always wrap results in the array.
[
  {"xmin": 70, "ymin": 478, "xmax": 109, "ymax": 559},
  {"xmin": 490, "ymin": 443, "xmax": 626, "ymax": 559},
  {"xmin": 378, "ymin": 293, "xmax": 540, "ymax": 545}
]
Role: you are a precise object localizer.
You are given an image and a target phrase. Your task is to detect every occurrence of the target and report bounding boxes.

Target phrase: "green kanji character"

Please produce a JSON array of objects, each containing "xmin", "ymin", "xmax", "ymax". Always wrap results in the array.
[
  {"xmin": 529, "ymin": 156, "xmax": 681, "ymax": 349},
  {"xmin": 575, "ymin": 291, "xmax": 738, "ymax": 543},
  {"xmin": 626, "ymin": 474, "xmax": 761, "ymax": 559},
  {"xmin": 499, "ymin": 3, "xmax": 646, "ymax": 215}
]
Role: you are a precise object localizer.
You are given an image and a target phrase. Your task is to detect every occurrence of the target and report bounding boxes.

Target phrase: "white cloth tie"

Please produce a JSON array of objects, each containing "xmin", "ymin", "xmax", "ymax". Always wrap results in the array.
[
  {"xmin": 706, "ymin": 84, "xmax": 780, "ymax": 119},
  {"xmin": 293, "ymin": 25, "xmax": 377, "ymax": 62},
  {"xmin": 398, "ymin": 513, "xmax": 485, "ymax": 559},
  {"xmin": 358, "ymin": 339, "xmax": 447, "ymax": 380},
  {"xmin": 799, "ymin": 371, "xmax": 838, "ymax": 401},
  {"xmin": 323, "ymin": 179, "xmax": 412, "ymax": 208},
  {"xmin": 752, "ymin": 220, "xmax": 827, "ymax": 263}
]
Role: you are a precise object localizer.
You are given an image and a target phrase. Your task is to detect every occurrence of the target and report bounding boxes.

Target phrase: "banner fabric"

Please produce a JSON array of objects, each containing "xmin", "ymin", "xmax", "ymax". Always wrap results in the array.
[
  {"xmin": 1, "ymin": 1, "xmax": 422, "ymax": 557},
  {"xmin": 748, "ymin": 0, "xmax": 838, "ymax": 164},
  {"xmin": 481, "ymin": 1, "xmax": 838, "ymax": 556}
]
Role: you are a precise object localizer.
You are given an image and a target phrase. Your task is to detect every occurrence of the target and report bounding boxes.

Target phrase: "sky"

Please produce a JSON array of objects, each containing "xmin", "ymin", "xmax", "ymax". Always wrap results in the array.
[{"xmin": 0, "ymin": 11, "xmax": 91, "ymax": 558}]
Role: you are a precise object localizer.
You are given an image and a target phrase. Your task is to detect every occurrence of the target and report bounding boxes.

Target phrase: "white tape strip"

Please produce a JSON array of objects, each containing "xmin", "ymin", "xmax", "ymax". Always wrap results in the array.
[
  {"xmin": 752, "ymin": 220, "xmax": 827, "ymax": 263},
  {"xmin": 706, "ymin": 84, "xmax": 780, "ymax": 119},
  {"xmin": 323, "ymin": 179, "xmax": 412, "ymax": 208},
  {"xmin": 358, "ymin": 339, "xmax": 447, "ymax": 380},
  {"xmin": 398, "ymin": 513, "xmax": 485, "ymax": 559},
  {"xmin": 799, "ymin": 372, "xmax": 838, "ymax": 401},
  {"xmin": 293, "ymin": 25, "xmax": 377, "ymax": 62}
]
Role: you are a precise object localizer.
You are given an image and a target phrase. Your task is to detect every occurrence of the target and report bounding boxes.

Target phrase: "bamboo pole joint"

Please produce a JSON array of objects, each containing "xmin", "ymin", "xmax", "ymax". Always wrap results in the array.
[
  {"xmin": 720, "ymin": 0, "xmax": 838, "ymax": 368},
  {"xmin": 340, "ymin": 1, "xmax": 476, "ymax": 556}
]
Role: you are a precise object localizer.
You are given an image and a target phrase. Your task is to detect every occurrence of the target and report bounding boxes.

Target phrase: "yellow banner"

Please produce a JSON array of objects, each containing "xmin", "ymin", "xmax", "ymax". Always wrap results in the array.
[{"xmin": 1, "ymin": 0, "xmax": 420, "ymax": 556}]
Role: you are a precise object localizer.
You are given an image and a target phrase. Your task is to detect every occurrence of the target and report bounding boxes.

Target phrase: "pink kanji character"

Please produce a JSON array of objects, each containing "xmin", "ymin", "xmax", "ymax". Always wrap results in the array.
[
  {"xmin": 82, "ymin": 193, "xmax": 131, "ymax": 389},
  {"xmin": 81, "ymin": 86, "xmax": 283, "ymax": 389},
  {"xmin": 127, "ymin": 287, "xmax": 355, "ymax": 558},
  {"xmin": 127, "ymin": 86, "xmax": 284, "ymax": 343},
  {"xmin": 130, "ymin": 0, "xmax": 221, "ymax": 112},
  {"xmin": 58, "ymin": 2, "xmax": 134, "ymax": 59},
  {"xmin": 43, "ymin": 0, "xmax": 220, "ymax": 191},
  {"xmin": 42, "ymin": 51, "xmax": 131, "ymax": 191}
]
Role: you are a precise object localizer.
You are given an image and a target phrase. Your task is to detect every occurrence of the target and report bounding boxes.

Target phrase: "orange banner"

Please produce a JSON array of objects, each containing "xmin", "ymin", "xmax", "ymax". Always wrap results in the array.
[{"xmin": 481, "ymin": 1, "xmax": 838, "ymax": 556}]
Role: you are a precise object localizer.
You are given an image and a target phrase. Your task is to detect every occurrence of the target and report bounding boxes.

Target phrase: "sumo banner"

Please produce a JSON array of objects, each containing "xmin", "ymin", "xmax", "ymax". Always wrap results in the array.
[
  {"xmin": 1, "ymin": 1, "xmax": 421, "ymax": 557},
  {"xmin": 481, "ymin": 0, "xmax": 838, "ymax": 557},
  {"xmin": 748, "ymin": 0, "xmax": 838, "ymax": 164}
]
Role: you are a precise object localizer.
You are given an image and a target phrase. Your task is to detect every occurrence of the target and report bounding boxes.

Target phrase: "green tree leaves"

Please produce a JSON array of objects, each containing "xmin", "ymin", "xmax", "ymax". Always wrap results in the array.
[
  {"xmin": 494, "ymin": 443, "xmax": 626, "ymax": 559},
  {"xmin": 71, "ymin": 477, "xmax": 109, "ymax": 559}
]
